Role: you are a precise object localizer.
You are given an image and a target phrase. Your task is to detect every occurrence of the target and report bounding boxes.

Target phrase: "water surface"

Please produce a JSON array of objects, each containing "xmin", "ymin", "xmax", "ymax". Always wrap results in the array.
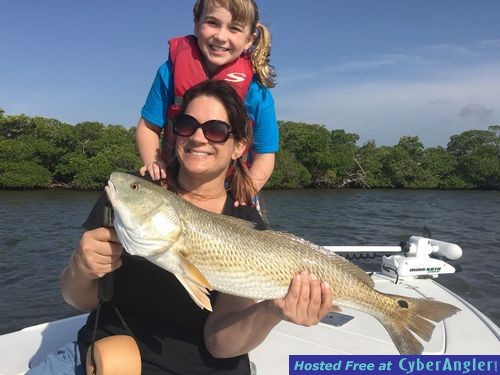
[{"xmin": 0, "ymin": 188, "xmax": 499, "ymax": 334}]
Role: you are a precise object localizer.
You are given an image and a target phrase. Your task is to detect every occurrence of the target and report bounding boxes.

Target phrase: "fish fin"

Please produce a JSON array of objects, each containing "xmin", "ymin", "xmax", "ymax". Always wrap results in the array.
[
  {"xmin": 175, "ymin": 275, "xmax": 213, "ymax": 311},
  {"xmin": 379, "ymin": 295, "xmax": 460, "ymax": 354},
  {"xmin": 407, "ymin": 297, "xmax": 461, "ymax": 322},
  {"xmin": 385, "ymin": 294, "xmax": 461, "ymax": 324},
  {"xmin": 382, "ymin": 320, "xmax": 424, "ymax": 355},
  {"xmin": 178, "ymin": 253, "xmax": 214, "ymax": 291}
]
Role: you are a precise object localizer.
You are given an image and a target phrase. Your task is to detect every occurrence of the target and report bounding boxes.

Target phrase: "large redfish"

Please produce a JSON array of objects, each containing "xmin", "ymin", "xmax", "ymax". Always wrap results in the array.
[{"xmin": 105, "ymin": 172, "xmax": 460, "ymax": 354}]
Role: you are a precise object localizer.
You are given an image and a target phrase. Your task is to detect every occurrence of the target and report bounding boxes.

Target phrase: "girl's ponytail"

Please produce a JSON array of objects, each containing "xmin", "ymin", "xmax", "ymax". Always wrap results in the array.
[{"xmin": 251, "ymin": 22, "xmax": 276, "ymax": 88}]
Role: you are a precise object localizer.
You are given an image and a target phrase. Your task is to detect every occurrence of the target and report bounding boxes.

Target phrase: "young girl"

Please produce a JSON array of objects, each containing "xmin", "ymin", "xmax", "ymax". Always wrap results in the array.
[{"xmin": 136, "ymin": 0, "xmax": 278, "ymax": 197}]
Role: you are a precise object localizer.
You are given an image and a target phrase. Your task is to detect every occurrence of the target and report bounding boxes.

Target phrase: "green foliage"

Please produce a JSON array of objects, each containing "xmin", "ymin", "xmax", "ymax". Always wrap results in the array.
[
  {"xmin": 488, "ymin": 125, "xmax": 500, "ymax": 137},
  {"xmin": 447, "ymin": 129, "xmax": 500, "ymax": 188},
  {"xmin": 267, "ymin": 150, "xmax": 311, "ymax": 188},
  {"xmin": 0, "ymin": 111, "xmax": 498, "ymax": 190},
  {"xmin": 275, "ymin": 122, "xmax": 498, "ymax": 190},
  {"xmin": 329, "ymin": 129, "xmax": 360, "ymax": 186},
  {"xmin": 32, "ymin": 117, "xmax": 77, "ymax": 149},
  {"xmin": 357, "ymin": 142, "xmax": 391, "ymax": 187},
  {"xmin": 73, "ymin": 153, "xmax": 116, "ymax": 190},
  {"xmin": 381, "ymin": 136, "xmax": 428, "ymax": 188},
  {"xmin": 0, "ymin": 161, "xmax": 52, "ymax": 188},
  {"xmin": 73, "ymin": 121, "xmax": 107, "ymax": 157},
  {"xmin": 0, "ymin": 138, "xmax": 36, "ymax": 162},
  {"xmin": 420, "ymin": 147, "xmax": 466, "ymax": 189},
  {"xmin": 0, "ymin": 113, "xmax": 141, "ymax": 190},
  {"xmin": 460, "ymin": 147, "xmax": 500, "ymax": 187},
  {"xmin": 0, "ymin": 114, "xmax": 37, "ymax": 139},
  {"xmin": 278, "ymin": 121, "xmax": 336, "ymax": 186}
]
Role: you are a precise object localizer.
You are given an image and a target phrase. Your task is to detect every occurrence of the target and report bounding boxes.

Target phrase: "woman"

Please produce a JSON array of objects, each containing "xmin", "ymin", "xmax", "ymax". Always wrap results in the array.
[{"xmin": 29, "ymin": 80, "xmax": 332, "ymax": 374}]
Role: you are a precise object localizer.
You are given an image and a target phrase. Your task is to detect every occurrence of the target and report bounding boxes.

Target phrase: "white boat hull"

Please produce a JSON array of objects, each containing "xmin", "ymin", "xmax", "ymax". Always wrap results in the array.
[
  {"xmin": 1, "ymin": 273, "xmax": 498, "ymax": 375},
  {"xmin": 250, "ymin": 273, "xmax": 500, "ymax": 374}
]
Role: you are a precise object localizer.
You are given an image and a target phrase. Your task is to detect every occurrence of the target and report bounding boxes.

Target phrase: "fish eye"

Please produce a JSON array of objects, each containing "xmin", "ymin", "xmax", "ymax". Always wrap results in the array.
[{"xmin": 130, "ymin": 183, "xmax": 140, "ymax": 190}]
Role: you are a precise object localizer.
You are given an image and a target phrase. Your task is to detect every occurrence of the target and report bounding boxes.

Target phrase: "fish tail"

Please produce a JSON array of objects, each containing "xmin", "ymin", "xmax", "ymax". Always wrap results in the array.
[{"xmin": 379, "ymin": 295, "xmax": 460, "ymax": 355}]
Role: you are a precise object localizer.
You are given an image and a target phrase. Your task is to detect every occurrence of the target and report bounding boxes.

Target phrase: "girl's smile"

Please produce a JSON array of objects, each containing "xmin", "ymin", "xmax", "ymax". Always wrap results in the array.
[{"xmin": 195, "ymin": 5, "xmax": 254, "ymax": 75}]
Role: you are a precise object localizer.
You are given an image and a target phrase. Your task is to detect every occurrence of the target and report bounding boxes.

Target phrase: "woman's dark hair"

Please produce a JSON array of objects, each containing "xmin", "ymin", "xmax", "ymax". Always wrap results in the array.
[
  {"xmin": 169, "ymin": 80, "xmax": 257, "ymax": 204},
  {"xmin": 181, "ymin": 80, "xmax": 251, "ymax": 144}
]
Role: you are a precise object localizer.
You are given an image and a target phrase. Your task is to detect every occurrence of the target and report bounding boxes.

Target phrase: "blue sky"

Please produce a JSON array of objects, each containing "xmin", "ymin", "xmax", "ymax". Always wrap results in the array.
[{"xmin": 1, "ymin": 0, "xmax": 499, "ymax": 146}]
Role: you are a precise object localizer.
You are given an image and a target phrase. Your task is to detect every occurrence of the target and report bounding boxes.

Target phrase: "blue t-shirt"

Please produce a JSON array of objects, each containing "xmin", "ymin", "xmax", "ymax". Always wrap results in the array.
[{"xmin": 141, "ymin": 61, "xmax": 279, "ymax": 154}]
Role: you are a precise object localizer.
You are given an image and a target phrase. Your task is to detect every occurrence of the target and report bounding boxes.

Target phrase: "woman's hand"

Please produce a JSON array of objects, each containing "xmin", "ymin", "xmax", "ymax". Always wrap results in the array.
[
  {"xmin": 270, "ymin": 271, "xmax": 333, "ymax": 327},
  {"xmin": 60, "ymin": 227, "xmax": 123, "ymax": 311},
  {"xmin": 203, "ymin": 271, "xmax": 333, "ymax": 358},
  {"xmin": 139, "ymin": 160, "xmax": 167, "ymax": 181},
  {"xmin": 74, "ymin": 227, "xmax": 124, "ymax": 279}
]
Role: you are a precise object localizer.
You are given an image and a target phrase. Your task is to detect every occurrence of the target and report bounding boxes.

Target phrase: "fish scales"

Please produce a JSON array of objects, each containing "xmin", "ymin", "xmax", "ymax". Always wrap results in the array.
[{"xmin": 175, "ymin": 205, "xmax": 369, "ymax": 301}]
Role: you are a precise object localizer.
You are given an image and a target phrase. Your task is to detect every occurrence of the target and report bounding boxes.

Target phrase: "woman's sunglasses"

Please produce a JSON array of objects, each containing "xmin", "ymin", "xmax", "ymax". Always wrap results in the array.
[{"xmin": 173, "ymin": 114, "xmax": 233, "ymax": 143}]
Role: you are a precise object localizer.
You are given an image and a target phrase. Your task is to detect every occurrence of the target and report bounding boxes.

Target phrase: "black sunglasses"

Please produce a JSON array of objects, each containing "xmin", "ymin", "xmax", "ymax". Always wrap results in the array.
[{"xmin": 173, "ymin": 114, "xmax": 233, "ymax": 143}]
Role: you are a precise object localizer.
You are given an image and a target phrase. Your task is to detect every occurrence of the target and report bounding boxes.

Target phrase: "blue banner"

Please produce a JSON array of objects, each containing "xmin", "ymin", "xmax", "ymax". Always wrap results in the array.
[{"xmin": 289, "ymin": 355, "xmax": 499, "ymax": 375}]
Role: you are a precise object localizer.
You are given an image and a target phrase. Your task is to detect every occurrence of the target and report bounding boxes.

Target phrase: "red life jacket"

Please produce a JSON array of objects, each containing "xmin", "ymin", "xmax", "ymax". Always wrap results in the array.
[{"xmin": 161, "ymin": 35, "xmax": 254, "ymax": 163}]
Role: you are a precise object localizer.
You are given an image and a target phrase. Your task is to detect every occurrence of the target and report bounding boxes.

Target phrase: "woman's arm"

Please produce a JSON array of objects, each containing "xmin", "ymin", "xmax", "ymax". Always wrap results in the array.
[
  {"xmin": 60, "ymin": 227, "xmax": 123, "ymax": 312},
  {"xmin": 204, "ymin": 272, "xmax": 332, "ymax": 358}
]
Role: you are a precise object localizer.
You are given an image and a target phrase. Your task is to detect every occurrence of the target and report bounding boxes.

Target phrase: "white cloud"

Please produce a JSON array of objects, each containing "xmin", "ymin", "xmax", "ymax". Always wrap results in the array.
[
  {"xmin": 418, "ymin": 43, "xmax": 481, "ymax": 58},
  {"xmin": 480, "ymin": 39, "xmax": 500, "ymax": 47},
  {"xmin": 274, "ymin": 62, "xmax": 500, "ymax": 147},
  {"xmin": 279, "ymin": 40, "xmax": 500, "ymax": 89},
  {"xmin": 277, "ymin": 69, "xmax": 320, "ymax": 86},
  {"xmin": 331, "ymin": 57, "xmax": 398, "ymax": 72},
  {"xmin": 459, "ymin": 104, "xmax": 494, "ymax": 122}
]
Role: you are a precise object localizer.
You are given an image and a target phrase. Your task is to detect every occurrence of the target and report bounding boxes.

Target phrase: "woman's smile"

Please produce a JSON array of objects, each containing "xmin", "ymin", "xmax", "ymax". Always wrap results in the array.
[{"xmin": 185, "ymin": 148, "xmax": 214, "ymax": 157}]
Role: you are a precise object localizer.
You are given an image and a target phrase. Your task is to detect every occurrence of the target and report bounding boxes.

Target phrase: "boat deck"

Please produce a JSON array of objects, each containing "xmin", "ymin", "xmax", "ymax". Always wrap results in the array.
[
  {"xmin": 1, "ymin": 273, "xmax": 499, "ymax": 375},
  {"xmin": 249, "ymin": 273, "xmax": 500, "ymax": 374}
]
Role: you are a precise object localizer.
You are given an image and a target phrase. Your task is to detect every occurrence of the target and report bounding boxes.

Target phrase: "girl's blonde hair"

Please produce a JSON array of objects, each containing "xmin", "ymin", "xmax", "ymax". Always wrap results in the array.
[{"xmin": 193, "ymin": 0, "xmax": 276, "ymax": 88}]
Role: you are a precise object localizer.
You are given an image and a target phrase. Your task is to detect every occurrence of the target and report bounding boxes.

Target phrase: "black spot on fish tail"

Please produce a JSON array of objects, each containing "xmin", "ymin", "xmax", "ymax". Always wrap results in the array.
[
  {"xmin": 398, "ymin": 300, "xmax": 409, "ymax": 309},
  {"xmin": 381, "ymin": 294, "xmax": 460, "ymax": 354}
]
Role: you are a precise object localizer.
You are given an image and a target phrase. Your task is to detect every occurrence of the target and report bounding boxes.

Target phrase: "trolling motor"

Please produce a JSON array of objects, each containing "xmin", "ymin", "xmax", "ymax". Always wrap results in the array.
[{"xmin": 381, "ymin": 235, "xmax": 462, "ymax": 282}]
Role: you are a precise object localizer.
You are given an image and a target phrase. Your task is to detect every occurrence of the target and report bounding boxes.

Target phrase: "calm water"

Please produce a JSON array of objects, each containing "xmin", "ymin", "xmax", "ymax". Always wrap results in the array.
[{"xmin": 0, "ymin": 188, "xmax": 499, "ymax": 334}]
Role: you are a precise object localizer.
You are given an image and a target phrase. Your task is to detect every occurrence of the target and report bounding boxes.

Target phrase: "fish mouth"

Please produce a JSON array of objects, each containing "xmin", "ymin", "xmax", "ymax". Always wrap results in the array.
[{"xmin": 104, "ymin": 179, "xmax": 116, "ymax": 205}]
